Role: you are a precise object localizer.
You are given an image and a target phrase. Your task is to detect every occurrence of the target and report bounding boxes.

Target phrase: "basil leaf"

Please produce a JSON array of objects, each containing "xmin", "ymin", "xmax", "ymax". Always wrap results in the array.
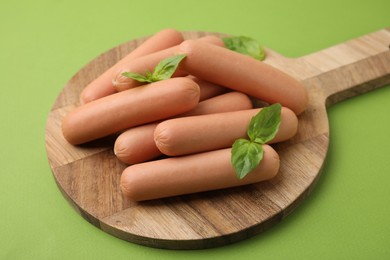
[
  {"xmin": 151, "ymin": 54, "xmax": 186, "ymax": 81},
  {"xmin": 247, "ymin": 103, "xmax": 282, "ymax": 144},
  {"xmin": 231, "ymin": 139, "xmax": 264, "ymax": 179},
  {"xmin": 230, "ymin": 103, "xmax": 282, "ymax": 179},
  {"xmin": 223, "ymin": 36, "xmax": 265, "ymax": 61},
  {"xmin": 121, "ymin": 72, "xmax": 153, "ymax": 83},
  {"xmin": 121, "ymin": 54, "xmax": 186, "ymax": 83}
]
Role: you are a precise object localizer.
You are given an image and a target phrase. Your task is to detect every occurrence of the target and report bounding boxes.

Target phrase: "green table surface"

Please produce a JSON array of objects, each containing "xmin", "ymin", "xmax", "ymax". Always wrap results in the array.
[{"xmin": 1, "ymin": 0, "xmax": 389, "ymax": 259}]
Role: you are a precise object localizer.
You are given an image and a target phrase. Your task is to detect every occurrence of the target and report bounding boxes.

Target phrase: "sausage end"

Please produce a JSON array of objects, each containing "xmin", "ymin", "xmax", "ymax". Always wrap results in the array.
[
  {"xmin": 154, "ymin": 121, "xmax": 176, "ymax": 156},
  {"xmin": 114, "ymin": 140, "xmax": 133, "ymax": 164},
  {"xmin": 253, "ymin": 145, "xmax": 280, "ymax": 180},
  {"xmin": 178, "ymin": 40, "xmax": 198, "ymax": 58},
  {"xmin": 120, "ymin": 167, "xmax": 138, "ymax": 200},
  {"xmin": 61, "ymin": 113, "xmax": 81, "ymax": 145}
]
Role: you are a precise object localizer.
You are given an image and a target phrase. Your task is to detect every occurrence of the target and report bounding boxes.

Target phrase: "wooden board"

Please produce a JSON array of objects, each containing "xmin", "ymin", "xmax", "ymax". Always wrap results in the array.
[{"xmin": 45, "ymin": 30, "xmax": 390, "ymax": 249}]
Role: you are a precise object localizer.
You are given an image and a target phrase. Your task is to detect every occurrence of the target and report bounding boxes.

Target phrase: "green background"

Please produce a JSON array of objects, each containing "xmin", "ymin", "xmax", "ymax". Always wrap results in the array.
[{"xmin": 1, "ymin": 0, "xmax": 389, "ymax": 259}]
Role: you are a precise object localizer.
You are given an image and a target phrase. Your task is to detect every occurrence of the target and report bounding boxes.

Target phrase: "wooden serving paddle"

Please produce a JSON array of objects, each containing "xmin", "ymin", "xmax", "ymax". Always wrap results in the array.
[{"xmin": 45, "ymin": 29, "xmax": 390, "ymax": 249}]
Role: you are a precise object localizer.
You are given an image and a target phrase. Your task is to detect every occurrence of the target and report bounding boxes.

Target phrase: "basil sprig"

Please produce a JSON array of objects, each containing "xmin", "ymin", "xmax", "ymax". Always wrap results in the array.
[
  {"xmin": 223, "ymin": 36, "xmax": 266, "ymax": 61},
  {"xmin": 122, "ymin": 54, "xmax": 186, "ymax": 83},
  {"xmin": 231, "ymin": 103, "xmax": 281, "ymax": 179}
]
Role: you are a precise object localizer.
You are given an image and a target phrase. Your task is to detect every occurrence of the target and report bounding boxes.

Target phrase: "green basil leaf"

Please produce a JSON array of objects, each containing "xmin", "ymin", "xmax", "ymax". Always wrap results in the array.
[
  {"xmin": 231, "ymin": 139, "xmax": 264, "ymax": 179},
  {"xmin": 223, "ymin": 36, "xmax": 265, "ymax": 60},
  {"xmin": 247, "ymin": 103, "xmax": 282, "ymax": 144},
  {"xmin": 121, "ymin": 72, "xmax": 153, "ymax": 83},
  {"xmin": 151, "ymin": 54, "xmax": 186, "ymax": 81}
]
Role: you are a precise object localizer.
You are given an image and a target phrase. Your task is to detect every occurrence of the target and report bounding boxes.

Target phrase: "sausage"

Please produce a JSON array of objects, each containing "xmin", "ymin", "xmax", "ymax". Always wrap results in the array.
[
  {"xmin": 154, "ymin": 107, "xmax": 298, "ymax": 156},
  {"xmin": 120, "ymin": 145, "xmax": 280, "ymax": 201},
  {"xmin": 178, "ymin": 40, "xmax": 308, "ymax": 114},
  {"xmin": 114, "ymin": 91, "xmax": 253, "ymax": 164},
  {"xmin": 62, "ymin": 77, "xmax": 200, "ymax": 145},
  {"xmin": 115, "ymin": 123, "xmax": 162, "ymax": 164},
  {"xmin": 80, "ymin": 29, "xmax": 184, "ymax": 103},
  {"xmin": 112, "ymin": 35, "xmax": 225, "ymax": 92}
]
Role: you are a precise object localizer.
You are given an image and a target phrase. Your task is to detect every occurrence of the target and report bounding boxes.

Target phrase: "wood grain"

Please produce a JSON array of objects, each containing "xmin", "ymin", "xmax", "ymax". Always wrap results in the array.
[{"xmin": 45, "ymin": 29, "xmax": 390, "ymax": 249}]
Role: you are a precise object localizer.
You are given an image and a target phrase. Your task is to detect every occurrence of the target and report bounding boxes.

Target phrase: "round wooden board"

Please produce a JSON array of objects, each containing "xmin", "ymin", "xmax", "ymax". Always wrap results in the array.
[{"xmin": 45, "ymin": 30, "xmax": 390, "ymax": 249}]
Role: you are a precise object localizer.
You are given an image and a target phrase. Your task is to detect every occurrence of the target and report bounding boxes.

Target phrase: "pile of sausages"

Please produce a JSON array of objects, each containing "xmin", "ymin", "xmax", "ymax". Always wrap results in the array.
[{"xmin": 62, "ymin": 29, "xmax": 308, "ymax": 201}]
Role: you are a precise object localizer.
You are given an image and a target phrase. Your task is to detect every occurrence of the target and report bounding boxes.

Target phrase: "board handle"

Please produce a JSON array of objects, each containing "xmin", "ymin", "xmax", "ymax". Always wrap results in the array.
[{"xmin": 299, "ymin": 28, "xmax": 390, "ymax": 106}]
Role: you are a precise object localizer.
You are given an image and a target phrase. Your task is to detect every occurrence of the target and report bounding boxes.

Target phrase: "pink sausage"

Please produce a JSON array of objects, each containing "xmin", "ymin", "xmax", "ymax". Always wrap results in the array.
[
  {"xmin": 178, "ymin": 40, "xmax": 308, "ymax": 115},
  {"xmin": 62, "ymin": 77, "xmax": 200, "ymax": 145},
  {"xmin": 80, "ymin": 29, "xmax": 184, "ymax": 103},
  {"xmin": 154, "ymin": 107, "xmax": 298, "ymax": 156},
  {"xmin": 120, "ymin": 145, "xmax": 280, "ymax": 201}
]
